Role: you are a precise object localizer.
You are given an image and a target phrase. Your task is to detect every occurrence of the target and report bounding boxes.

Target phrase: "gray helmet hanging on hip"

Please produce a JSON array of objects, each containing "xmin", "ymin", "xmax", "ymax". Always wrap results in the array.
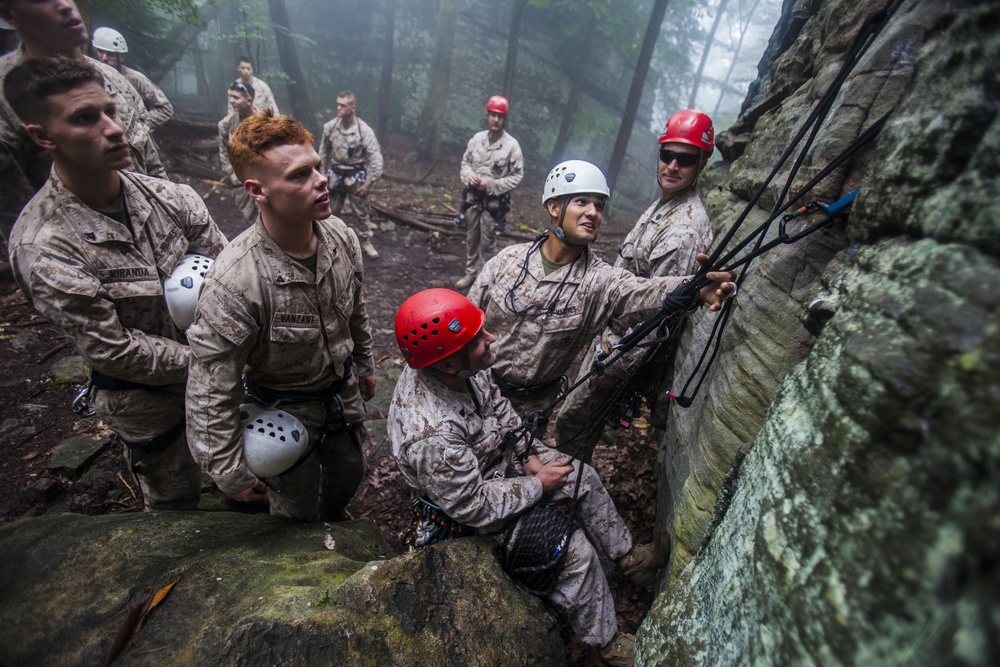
[
  {"xmin": 541, "ymin": 160, "xmax": 610, "ymax": 245},
  {"xmin": 239, "ymin": 403, "xmax": 310, "ymax": 478},
  {"xmin": 164, "ymin": 254, "xmax": 213, "ymax": 330}
]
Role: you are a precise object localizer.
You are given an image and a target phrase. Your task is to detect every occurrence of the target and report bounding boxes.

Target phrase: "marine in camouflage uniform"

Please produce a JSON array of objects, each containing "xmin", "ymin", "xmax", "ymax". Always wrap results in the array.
[
  {"xmin": 389, "ymin": 361, "xmax": 631, "ymax": 648},
  {"xmin": 318, "ymin": 91, "xmax": 383, "ymax": 259},
  {"xmin": 456, "ymin": 95, "xmax": 523, "ymax": 289},
  {"xmin": 230, "ymin": 57, "xmax": 278, "ymax": 115},
  {"xmin": 218, "ymin": 81, "xmax": 258, "ymax": 227},
  {"xmin": 0, "ymin": 42, "xmax": 164, "ymax": 240},
  {"xmin": 554, "ymin": 189, "xmax": 712, "ymax": 452},
  {"xmin": 554, "ymin": 111, "xmax": 717, "ymax": 455},
  {"xmin": 185, "ymin": 217, "xmax": 374, "ymax": 521},
  {"xmin": 120, "ymin": 65, "xmax": 173, "ymax": 130},
  {"xmin": 9, "ymin": 169, "xmax": 227, "ymax": 509}
]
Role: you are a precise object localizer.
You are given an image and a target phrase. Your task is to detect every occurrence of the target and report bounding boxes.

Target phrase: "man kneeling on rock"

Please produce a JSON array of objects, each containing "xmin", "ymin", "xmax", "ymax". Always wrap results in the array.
[
  {"xmin": 388, "ymin": 288, "xmax": 666, "ymax": 667},
  {"xmin": 4, "ymin": 57, "xmax": 227, "ymax": 510}
]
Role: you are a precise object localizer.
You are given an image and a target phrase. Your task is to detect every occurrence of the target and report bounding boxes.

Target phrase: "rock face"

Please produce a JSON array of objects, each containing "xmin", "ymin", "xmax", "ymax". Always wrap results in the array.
[
  {"xmin": 0, "ymin": 512, "xmax": 564, "ymax": 666},
  {"xmin": 643, "ymin": 0, "xmax": 999, "ymax": 664}
]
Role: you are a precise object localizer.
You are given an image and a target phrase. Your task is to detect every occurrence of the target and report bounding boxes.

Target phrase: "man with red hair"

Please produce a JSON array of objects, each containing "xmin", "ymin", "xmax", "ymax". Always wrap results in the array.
[{"xmin": 185, "ymin": 109, "xmax": 376, "ymax": 522}]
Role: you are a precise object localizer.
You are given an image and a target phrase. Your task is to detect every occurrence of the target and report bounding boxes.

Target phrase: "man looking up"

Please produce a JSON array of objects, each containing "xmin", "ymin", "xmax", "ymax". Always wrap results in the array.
[
  {"xmin": 91, "ymin": 27, "xmax": 174, "ymax": 133},
  {"xmin": 230, "ymin": 56, "xmax": 278, "ymax": 115},
  {"xmin": 455, "ymin": 94, "xmax": 523, "ymax": 290},
  {"xmin": 5, "ymin": 57, "xmax": 226, "ymax": 509},
  {"xmin": 218, "ymin": 80, "xmax": 258, "ymax": 227},
  {"xmin": 186, "ymin": 109, "xmax": 376, "ymax": 522},
  {"xmin": 318, "ymin": 90, "xmax": 383, "ymax": 260},
  {"xmin": 553, "ymin": 110, "xmax": 716, "ymax": 454},
  {"xmin": 0, "ymin": 0, "xmax": 164, "ymax": 240},
  {"xmin": 468, "ymin": 160, "xmax": 734, "ymax": 441}
]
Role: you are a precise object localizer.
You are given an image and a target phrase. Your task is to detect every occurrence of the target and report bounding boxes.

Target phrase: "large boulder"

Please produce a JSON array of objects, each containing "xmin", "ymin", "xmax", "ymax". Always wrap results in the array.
[
  {"xmin": 0, "ymin": 512, "xmax": 564, "ymax": 666},
  {"xmin": 644, "ymin": 0, "xmax": 999, "ymax": 663}
]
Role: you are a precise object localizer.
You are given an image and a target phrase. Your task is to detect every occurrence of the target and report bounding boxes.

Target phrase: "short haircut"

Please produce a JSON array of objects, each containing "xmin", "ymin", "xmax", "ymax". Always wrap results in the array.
[
  {"xmin": 238, "ymin": 56, "xmax": 253, "ymax": 66},
  {"xmin": 2, "ymin": 57, "xmax": 105, "ymax": 124},
  {"xmin": 229, "ymin": 79, "xmax": 255, "ymax": 99},
  {"xmin": 336, "ymin": 90, "xmax": 356, "ymax": 103},
  {"xmin": 227, "ymin": 107, "xmax": 313, "ymax": 181}
]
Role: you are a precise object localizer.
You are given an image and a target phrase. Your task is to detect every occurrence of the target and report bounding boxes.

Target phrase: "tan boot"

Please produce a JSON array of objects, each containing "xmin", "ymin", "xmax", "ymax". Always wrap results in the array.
[
  {"xmin": 597, "ymin": 631, "xmax": 635, "ymax": 667},
  {"xmin": 360, "ymin": 239, "xmax": 379, "ymax": 259},
  {"xmin": 617, "ymin": 533, "xmax": 670, "ymax": 590},
  {"xmin": 454, "ymin": 274, "xmax": 475, "ymax": 290}
]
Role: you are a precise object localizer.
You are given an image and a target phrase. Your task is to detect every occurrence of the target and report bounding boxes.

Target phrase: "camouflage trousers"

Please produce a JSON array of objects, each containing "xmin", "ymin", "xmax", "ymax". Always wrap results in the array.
[
  {"xmin": 92, "ymin": 383, "xmax": 201, "ymax": 511},
  {"xmin": 329, "ymin": 186, "xmax": 376, "ymax": 241},
  {"xmin": 259, "ymin": 379, "xmax": 368, "ymax": 521},
  {"xmin": 503, "ymin": 446, "xmax": 632, "ymax": 647},
  {"xmin": 462, "ymin": 205, "xmax": 497, "ymax": 277}
]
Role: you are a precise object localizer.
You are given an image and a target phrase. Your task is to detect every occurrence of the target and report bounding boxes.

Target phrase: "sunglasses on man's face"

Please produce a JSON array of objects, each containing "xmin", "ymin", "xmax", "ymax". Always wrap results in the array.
[{"xmin": 658, "ymin": 149, "xmax": 700, "ymax": 168}]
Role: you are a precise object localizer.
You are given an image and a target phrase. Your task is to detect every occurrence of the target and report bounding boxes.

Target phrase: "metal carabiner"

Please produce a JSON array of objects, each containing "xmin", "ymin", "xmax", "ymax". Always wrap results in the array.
[{"xmin": 72, "ymin": 383, "xmax": 96, "ymax": 417}]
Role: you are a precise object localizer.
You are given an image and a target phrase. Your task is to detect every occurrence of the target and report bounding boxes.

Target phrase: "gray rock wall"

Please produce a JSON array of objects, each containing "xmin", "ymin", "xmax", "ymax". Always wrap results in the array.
[{"xmin": 643, "ymin": 0, "xmax": 999, "ymax": 663}]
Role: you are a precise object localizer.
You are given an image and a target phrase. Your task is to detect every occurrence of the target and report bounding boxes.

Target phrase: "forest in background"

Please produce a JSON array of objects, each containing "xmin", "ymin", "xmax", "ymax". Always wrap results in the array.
[{"xmin": 76, "ymin": 0, "xmax": 780, "ymax": 206}]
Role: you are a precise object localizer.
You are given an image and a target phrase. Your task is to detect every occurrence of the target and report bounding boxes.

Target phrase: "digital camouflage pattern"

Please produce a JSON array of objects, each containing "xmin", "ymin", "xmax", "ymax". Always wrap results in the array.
[
  {"xmin": 0, "ymin": 48, "xmax": 165, "ymax": 238},
  {"xmin": 185, "ymin": 217, "xmax": 374, "ymax": 519},
  {"xmin": 8, "ymin": 170, "xmax": 227, "ymax": 508},
  {"xmin": 554, "ymin": 189, "xmax": 713, "ymax": 448},
  {"xmin": 122, "ymin": 65, "xmax": 173, "ymax": 129},
  {"xmin": 217, "ymin": 111, "xmax": 257, "ymax": 227},
  {"xmin": 387, "ymin": 364, "xmax": 632, "ymax": 646},
  {"xmin": 459, "ymin": 129, "xmax": 523, "ymax": 276},
  {"xmin": 318, "ymin": 115, "xmax": 383, "ymax": 240}
]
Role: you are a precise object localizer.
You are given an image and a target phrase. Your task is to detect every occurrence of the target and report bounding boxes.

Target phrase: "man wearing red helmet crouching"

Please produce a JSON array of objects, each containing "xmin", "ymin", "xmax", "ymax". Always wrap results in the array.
[
  {"xmin": 388, "ymin": 288, "xmax": 663, "ymax": 667},
  {"xmin": 553, "ymin": 110, "xmax": 717, "ymax": 456},
  {"xmin": 454, "ymin": 94, "xmax": 523, "ymax": 290}
]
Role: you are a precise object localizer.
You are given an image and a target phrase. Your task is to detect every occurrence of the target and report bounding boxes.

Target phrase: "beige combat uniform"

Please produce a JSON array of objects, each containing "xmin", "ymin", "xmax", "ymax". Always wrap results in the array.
[
  {"xmin": 388, "ymin": 365, "xmax": 631, "ymax": 647},
  {"xmin": 554, "ymin": 189, "xmax": 713, "ymax": 451},
  {"xmin": 8, "ymin": 170, "xmax": 227, "ymax": 509},
  {"xmin": 468, "ymin": 239, "xmax": 690, "ymax": 437},
  {"xmin": 185, "ymin": 217, "xmax": 374, "ymax": 521},
  {"xmin": 318, "ymin": 116, "xmax": 383, "ymax": 241},
  {"xmin": 459, "ymin": 130, "xmax": 523, "ymax": 278},
  {"xmin": 0, "ymin": 48, "xmax": 166, "ymax": 239},
  {"xmin": 122, "ymin": 65, "xmax": 173, "ymax": 129},
  {"xmin": 217, "ymin": 111, "xmax": 257, "ymax": 227}
]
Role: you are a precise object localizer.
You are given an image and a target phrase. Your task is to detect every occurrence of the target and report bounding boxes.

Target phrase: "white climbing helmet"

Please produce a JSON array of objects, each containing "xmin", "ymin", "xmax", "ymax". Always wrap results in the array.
[
  {"xmin": 541, "ymin": 160, "xmax": 610, "ymax": 205},
  {"xmin": 163, "ymin": 254, "xmax": 213, "ymax": 330},
  {"xmin": 92, "ymin": 27, "xmax": 128, "ymax": 53},
  {"xmin": 239, "ymin": 404, "xmax": 310, "ymax": 478}
]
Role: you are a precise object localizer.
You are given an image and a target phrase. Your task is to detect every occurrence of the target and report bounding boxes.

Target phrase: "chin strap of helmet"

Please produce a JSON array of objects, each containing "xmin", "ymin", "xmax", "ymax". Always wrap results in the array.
[{"xmin": 551, "ymin": 195, "xmax": 596, "ymax": 248}]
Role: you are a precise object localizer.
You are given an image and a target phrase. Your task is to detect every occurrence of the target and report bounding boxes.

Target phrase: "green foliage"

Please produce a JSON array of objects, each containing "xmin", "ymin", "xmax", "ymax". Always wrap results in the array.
[{"xmin": 86, "ymin": 0, "xmax": 217, "ymax": 26}]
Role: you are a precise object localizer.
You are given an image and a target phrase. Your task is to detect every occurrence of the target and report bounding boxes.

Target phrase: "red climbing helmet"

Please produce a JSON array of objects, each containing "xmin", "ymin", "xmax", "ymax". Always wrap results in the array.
[
  {"xmin": 486, "ymin": 95, "xmax": 510, "ymax": 115},
  {"xmin": 658, "ymin": 109, "xmax": 714, "ymax": 154},
  {"xmin": 395, "ymin": 289, "xmax": 485, "ymax": 369}
]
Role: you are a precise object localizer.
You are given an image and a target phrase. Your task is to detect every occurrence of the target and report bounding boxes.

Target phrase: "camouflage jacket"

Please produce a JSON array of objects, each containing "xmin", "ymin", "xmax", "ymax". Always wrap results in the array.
[
  {"xmin": 459, "ymin": 130, "xmax": 523, "ymax": 197},
  {"xmin": 185, "ymin": 217, "xmax": 374, "ymax": 493},
  {"xmin": 122, "ymin": 65, "xmax": 174, "ymax": 129},
  {"xmin": 0, "ymin": 48, "xmax": 163, "ymax": 238},
  {"xmin": 217, "ymin": 111, "xmax": 244, "ymax": 186},
  {"xmin": 318, "ymin": 116, "xmax": 383, "ymax": 183},
  {"xmin": 8, "ymin": 169, "xmax": 227, "ymax": 385},
  {"xmin": 388, "ymin": 365, "xmax": 547, "ymax": 533},
  {"xmin": 467, "ymin": 238, "xmax": 691, "ymax": 388}
]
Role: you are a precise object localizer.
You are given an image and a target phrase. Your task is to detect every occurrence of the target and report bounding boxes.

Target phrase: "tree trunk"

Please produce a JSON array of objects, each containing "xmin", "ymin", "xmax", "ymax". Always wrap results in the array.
[
  {"xmin": 606, "ymin": 0, "xmax": 670, "ymax": 195},
  {"xmin": 549, "ymin": 17, "xmax": 595, "ymax": 166},
  {"xmin": 144, "ymin": 2, "xmax": 223, "ymax": 83},
  {"xmin": 378, "ymin": 0, "xmax": 396, "ymax": 139},
  {"xmin": 688, "ymin": 0, "xmax": 731, "ymax": 108},
  {"xmin": 267, "ymin": 0, "xmax": 317, "ymax": 132},
  {"xmin": 712, "ymin": 0, "xmax": 761, "ymax": 115},
  {"xmin": 416, "ymin": 0, "xmax": 459, "ymax": 161},
  {"xmin": 501, "ymin": 0, "xmax": 529, "ymax": 98},
  {"xmin": 193, "ymin": 40, "xmax": 209, "ymax": 99}
]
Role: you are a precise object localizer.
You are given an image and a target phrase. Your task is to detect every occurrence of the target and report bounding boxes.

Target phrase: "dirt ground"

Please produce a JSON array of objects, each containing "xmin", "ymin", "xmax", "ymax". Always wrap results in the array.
[{"xmin": 0, "ymin": 122, "xmax": 661, "ymax": 663}]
